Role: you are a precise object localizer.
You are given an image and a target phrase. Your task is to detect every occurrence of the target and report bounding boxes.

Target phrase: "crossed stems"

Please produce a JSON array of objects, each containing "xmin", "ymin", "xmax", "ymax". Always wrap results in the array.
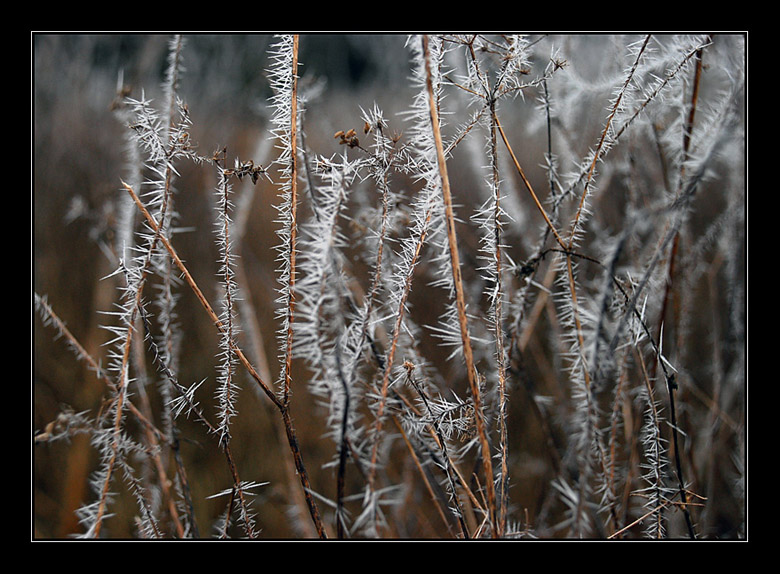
[{"xmin": 123, "ymin": 181, "xmax": 328, "ymax": 539}]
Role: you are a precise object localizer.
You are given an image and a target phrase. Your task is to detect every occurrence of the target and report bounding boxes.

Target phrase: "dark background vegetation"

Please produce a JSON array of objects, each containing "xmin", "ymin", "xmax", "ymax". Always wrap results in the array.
[{"xmin": 33, "ymin": 33, "xmax": 746, "ymax": 539}]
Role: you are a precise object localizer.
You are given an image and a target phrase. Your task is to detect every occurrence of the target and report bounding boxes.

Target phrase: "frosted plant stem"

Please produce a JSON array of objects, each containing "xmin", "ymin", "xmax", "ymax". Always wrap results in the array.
[
  {"xmin": 270, "ymin": 35, "xmax": 327, "ymax": 538},
  {"xmin": 567, "ymin": 34, "xmax": 650, "ymax": 250},
  {"xmin": 405, "ymin": 362, "xmax": 470, "ymax": 538},
  {"xmin": 366, "ymin": 201, "xmax": 433, "ymax": 525},
  {"xmin": 488, "ymin": 106, "xmax": 509, "ymax": 537},
  {"xmin": 123, "ymin": 181, "xmax": 327, "ymax": 538},
  {"xmin": 422, "ymin": 34, "xmax": 496, "ymax": 537},
  {"xmin": 215, "ymin": 161, "xmax": 239, "ymax": 447},
  {"xmin": 282, "ymin": 35, "xmax": 300, "ymax": 407},
  {"xmin": 636, "ymin": 347, "xmax": 666, "ymax": 538},
  {"xmin": 495, "ymin": 116, "xmax": 566, "ymax": 250},
  {"xmin": 92, "ymin": 190, "xmax": 170, "ymax": 537}
]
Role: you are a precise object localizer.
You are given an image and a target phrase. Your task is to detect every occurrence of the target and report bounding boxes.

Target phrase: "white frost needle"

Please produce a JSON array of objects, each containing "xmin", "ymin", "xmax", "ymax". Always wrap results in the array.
[{"xmin": 206, "ymin": 481, "xmax": 270, "ymax": 499}]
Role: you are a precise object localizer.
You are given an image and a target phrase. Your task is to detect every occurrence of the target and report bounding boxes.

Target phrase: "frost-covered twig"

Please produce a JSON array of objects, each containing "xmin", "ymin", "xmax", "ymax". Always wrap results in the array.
[
  {"xmin": 420, "ymin": 34, "xmax": 497, "ymax": 536},
  {"xmin": 268, "ymin": 34, "xmax": 301, "ymax": 405}
]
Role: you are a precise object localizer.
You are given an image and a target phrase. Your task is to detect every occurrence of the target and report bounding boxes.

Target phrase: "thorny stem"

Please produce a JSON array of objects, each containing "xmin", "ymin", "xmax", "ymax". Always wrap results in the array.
[
  {"xmin": 367, "ymin": 201, "xmax": 433, "ymax": 519},
  {"xmin": 607, "ymin": 45, "xmax": 710, "ymax": 533},
  {"xmin": 217, "ymin": 165, "xmax": 237, "ymax": 446},
  {"xmin": 282, "ymin": 34, "xmax": 300, "ymax": 407},
  {"xmin": 422, "ymin": 34, "xmax": 497, "ymax": 537},
  {"xmin": 405, "ymin": 362, "xmax": 470, "ymax": 538},
  {"xmin": 160, "ymin": 34, "xmax": 184, "ymax": 367},
  {"xmin": 144, "ymin": 159, "xmax": 258, "ymax": 535},
  {"xmin": 92, "ymin": 163, "xmax": 178, "ymax": 536},
  {"xmin": 279, "ymin": 35, "xmax": 329, "ymax": 538},
  {"xmin": 123, "ymin": 181, "xmax": 327, "ymax": 539},
  {"xmin": 657, "ymin": 42, "xmax": 707, "ymax": 540},
  {"xmin": 567, "ymin": 34, "xmax": 650, "ymax": 250},
  {"xmin": 495, "ymin": 116, "xmax": 566, "ymax": 250},
  {"xmin": 636, "ymin": 345, "xmax": 665, "ymax": 537},
  {"xmin": 488, "ymin": 103, "xmax": 509, "ymax": 537}
]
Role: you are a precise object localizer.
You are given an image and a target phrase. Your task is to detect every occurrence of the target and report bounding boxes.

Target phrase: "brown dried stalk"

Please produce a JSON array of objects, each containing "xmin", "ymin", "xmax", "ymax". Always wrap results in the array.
[
  {"xmin": 123, "ymin": 180, "xmax": 327, "ymax": 539},
  {"xmin": 281, "ymin": 34, "xmax": 300, "ymax": 407},
  {"xmin": 422, "ymin": 34, "xmax": 497, "ymax": 537}
]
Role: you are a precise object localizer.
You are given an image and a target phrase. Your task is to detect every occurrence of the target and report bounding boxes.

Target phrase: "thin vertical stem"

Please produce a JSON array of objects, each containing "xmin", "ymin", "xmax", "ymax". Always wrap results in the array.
[
  {"xmin": 282, "ymin": 34, "xmax": 300, "ymax": 407},
  {"xmin": 495, "ymin": 116, "xmax": 566, "ymax": 250},
  {"xmin": 488, "ymin": 102, "xmax": 509, "ymax": 537},
  {"xmin": 422, "ymin": 35, "xmax": 497, "ymax": 537}
]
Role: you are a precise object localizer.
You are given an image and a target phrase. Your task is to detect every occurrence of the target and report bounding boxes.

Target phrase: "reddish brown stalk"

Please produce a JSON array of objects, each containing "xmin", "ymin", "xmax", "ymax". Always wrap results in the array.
[
  {"xmin": 38, "ymin": 292, "xmax": 183, "ymax": 537},
  {"xmin": 282, "ymin": 34, "xmax": 300, "ymax": 406},
  {"xmin": 487, "ymin": 104, "xmax": 509, "ymax": 537},
  {"xmin": 495, "ymin": 116, "xmax": 566, "ymax": 250},
  {"xmin": 422, "ymin": 35, "xmax": 497, "ymax": 537},
  {"xmin": 124, "ymin": 182, "xmax": 278, "ymax": 407},
  {"xmin": 367, "ymin": 203, "xmax": 433, "ymax": 495},
  {"xmin": 277, "ymin": 36, "xmax": 329, "ymax": 539},
  {"xmin": 649, "ymin": 43, "xmax": 706, "ymax": 541},
  {"xmin": 123, "ymin": 180, "xmax": 328, "ymax": 539},
  {"xmin": 92, "ymin": 184, "xmax": 171, "ymax": 537},
  {"xmin": 567, "ymin": 34, "xmax": 651, "ymax": 250},
  {"xmin": 654, "ymin": 42, "xmax": 705, "ymax": 367}
]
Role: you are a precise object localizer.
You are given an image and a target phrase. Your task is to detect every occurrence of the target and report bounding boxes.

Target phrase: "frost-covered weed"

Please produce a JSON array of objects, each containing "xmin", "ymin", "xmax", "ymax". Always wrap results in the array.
[{"xmin": 35, "ymin": 33, "xmax": 746, "ymax": 539}]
